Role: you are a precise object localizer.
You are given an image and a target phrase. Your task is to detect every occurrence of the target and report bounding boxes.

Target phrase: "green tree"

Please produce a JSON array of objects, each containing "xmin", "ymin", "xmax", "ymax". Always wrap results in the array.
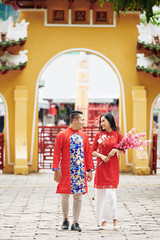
[{"xmin": 100, "ymin": 0, "xmax": 160, "ymax": 22}]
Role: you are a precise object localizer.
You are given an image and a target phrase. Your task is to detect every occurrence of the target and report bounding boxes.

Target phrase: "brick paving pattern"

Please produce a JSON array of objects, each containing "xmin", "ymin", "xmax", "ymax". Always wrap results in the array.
[{"xmin": 0, "ymin": 170, "xmax": 160, "ymax": 240}]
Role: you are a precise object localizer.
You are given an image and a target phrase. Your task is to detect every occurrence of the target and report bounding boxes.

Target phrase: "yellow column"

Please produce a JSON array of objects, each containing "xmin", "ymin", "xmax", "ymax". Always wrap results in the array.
[
  {"xmin": 132, "ymin": 86, "xmax": 150, "ymax": 175},
  {"xmin": 14, "ymin": 86, "xmax": 28, "ymax": 175},
  {"xmin": 75, "ymin": 52, "xmax": 88, "ymax": 125}
]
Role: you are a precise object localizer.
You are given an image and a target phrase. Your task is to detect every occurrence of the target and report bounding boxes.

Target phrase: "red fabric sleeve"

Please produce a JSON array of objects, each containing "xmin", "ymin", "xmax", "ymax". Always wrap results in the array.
[
  {"xmin": 84, "ymin": 134, "xmax": 94, "ymax": 171},
  {"xmin": 118, "ymin": 131, "xmax": 125, "ymax": 153},
  {"xmin": 118, "ymin": 131, "xmax": 123, "ymax": 142},
  {"xmin": 52, "ymin": 132, "xmax": 64, "ymax": 170},
  {"xmin": 91, "ymin": 132, "xmax": 99, "ymax": 152}
]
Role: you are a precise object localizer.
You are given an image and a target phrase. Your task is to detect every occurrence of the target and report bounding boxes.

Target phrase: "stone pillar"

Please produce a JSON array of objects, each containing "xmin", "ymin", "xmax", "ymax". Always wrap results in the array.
[
  {"xmin": 14, "ymin": 86, "xmax": 28, "ymax": 175},
  {"xmin": 132, "ymin": 86, "xmax": 150, "ymax": 175},
  {"xmin": 75, "ymin": 52, "xmax": 88, "ymax": 125}
]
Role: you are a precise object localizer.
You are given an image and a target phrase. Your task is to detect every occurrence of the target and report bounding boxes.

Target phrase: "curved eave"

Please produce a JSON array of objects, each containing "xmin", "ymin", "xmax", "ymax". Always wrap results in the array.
[
  {"xmin": 137, "ymin": 66, "xmax": 160, "ymax": 78},
  {"xmin": 3, "ymin": 0, "xmax": 45, "ymax": 10},
  {"xmin": 137, "ymin": 41, "xmax": 160, "ymax": 52},
  {"xmin": 0, "ymin": 38, "xmax": 27, "ymax": 50},
  {"xmin": 0, "ymin": 62, "xmax": 27, "ymax": 74}
]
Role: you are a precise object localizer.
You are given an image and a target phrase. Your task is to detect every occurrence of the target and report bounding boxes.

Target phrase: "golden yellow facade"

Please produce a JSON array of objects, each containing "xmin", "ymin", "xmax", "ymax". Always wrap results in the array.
[
  {"xmin": 14, "ymin": 86, "xmax": 28, "ymax": 175},
  {"xmin": 1, "ymin": 3, "xmax": 159, "ymax": 174}
]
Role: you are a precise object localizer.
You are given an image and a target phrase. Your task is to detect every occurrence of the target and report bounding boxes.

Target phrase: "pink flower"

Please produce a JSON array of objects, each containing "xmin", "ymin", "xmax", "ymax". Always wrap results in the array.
[{"xmin": 115, "ymin": 129, "xmax": 151, "ymax": 152}]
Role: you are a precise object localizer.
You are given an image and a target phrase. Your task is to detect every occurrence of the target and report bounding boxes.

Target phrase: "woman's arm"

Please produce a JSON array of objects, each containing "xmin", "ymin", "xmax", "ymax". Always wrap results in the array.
[
  {"xmin": 92, "ymin": 151, "xmax": 109, "ymax": 162},
  {"xmin": 107, "ymin": 149, "xmax": 124, "ymax": 159}
]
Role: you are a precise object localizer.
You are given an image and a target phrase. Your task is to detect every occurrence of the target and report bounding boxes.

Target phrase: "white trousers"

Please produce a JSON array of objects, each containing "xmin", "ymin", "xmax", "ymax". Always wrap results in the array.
[
  {"xmin": 61, "ymin": 193, "xmax": 82, "ymax": 222},
  {"xmin": 95, "ymin": 189, "xmax": 118, "ymax": 225}
]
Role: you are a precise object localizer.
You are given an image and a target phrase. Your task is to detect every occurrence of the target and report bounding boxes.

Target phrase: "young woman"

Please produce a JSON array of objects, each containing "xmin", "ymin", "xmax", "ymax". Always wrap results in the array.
[{"xmin": 92, "ymin": 113, "xmax": 124, "ymax": 230}]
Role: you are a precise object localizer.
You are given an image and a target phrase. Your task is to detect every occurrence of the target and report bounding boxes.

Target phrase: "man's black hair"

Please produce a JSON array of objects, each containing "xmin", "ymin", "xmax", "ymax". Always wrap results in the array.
[{"xmin": 70, "ymin": 110, "xmax": 83, "ymax": 123}]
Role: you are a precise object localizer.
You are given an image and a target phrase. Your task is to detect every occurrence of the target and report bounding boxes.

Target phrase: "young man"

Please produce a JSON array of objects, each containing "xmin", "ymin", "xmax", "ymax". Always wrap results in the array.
[{"xmin": 53, "ymin": 110, "xmax": 94, "ymax": 232}]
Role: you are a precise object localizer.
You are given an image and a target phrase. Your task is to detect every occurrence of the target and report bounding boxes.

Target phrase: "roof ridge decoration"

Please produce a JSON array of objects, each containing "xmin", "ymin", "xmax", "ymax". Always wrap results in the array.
[
  {"xmin": 0, "ymin": 50, "xmax": 28, "ymax": 74},
  {"xmin": 137, "ymin": 22, "xmax": 160, "ymax": 51},
  {"xmin": 136, "ymin": 53, "xmax": 160, "ymax": 77},
  {"xmin": 0, "ymin": 17, "xmax": 29, "ymax": 50},
  {"xmin": 136, "ymin": 9, "xmax": 160, "ymax": 77}
]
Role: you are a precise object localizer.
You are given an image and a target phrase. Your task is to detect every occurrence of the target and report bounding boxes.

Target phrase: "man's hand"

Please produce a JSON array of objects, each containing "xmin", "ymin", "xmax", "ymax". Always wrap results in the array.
[
  {"xmin": 87, "ymin": 171, "xmax": 92, "ymax": 182},
  {"xmin": 54, "ymin": 170, "xmax": 61, "ymax": 183}
]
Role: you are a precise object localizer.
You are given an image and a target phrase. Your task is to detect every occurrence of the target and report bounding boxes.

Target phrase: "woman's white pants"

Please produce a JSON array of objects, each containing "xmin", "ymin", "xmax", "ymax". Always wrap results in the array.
[{"xmin": 95, "ymin": 188, "xmax": 118, "ymax": 225}]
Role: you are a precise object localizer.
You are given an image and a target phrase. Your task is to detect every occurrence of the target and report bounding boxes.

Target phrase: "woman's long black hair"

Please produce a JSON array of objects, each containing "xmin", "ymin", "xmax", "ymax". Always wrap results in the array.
[{"xmin": 99, "ymin": 112, "xmax": 119, "ymax": 132}]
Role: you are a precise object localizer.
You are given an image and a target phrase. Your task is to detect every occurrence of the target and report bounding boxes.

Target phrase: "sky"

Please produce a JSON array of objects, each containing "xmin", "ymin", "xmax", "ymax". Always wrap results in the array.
[{"xmin": 39, "ymin": 52, "xmax": 120, "ymax": 103}]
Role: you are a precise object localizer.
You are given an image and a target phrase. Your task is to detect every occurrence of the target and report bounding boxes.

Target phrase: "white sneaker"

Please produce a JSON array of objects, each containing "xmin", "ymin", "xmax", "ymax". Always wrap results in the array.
[
  {"xmin": 113, "ymin": 224, "xmax": 120, "ymax": 230},
  {"xmin": 97, "ymin": 225, "xmax": 107, "ymax": 230}
]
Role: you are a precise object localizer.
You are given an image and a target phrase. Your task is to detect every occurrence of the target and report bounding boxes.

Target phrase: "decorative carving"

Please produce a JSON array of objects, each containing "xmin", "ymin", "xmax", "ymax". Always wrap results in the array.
[
  {"xmin": 0, "ymin": 17, "xmax": 29, "ymax": 42},
  {"xmin": 137, "ymin": 53, "xmax": 160, "ymax": 68},
  {"xmin": 96, "ymin": 11, "xmax": 107, "ymax": 23},
  {"xmin": 137, "ymin": 22, "xmax": 160, "ymax": 45},
  {"xmin": 136, "ymin": 53, "xmax": 160, "ymax": 77},
  {"xmin": 0, "ymin": 50, "xmax": 28, "ymax": 65},
  {"xmin": 0, "ymin": 50, "xmax": 28, "ymax": 73},
  {"xmin": 53, "ymin": 10, "xmax": 64, "ymax": 21},
  {"xmin": 75, "ymin": 11, "xmax": 86, "ymax": 22},
  {"xmin": 137, "ymin": 20, "xmax": 160, "ymax": 76},
  {"xmin": 7, "ymin": 19, "xmax": 29, "ymax": 42}
]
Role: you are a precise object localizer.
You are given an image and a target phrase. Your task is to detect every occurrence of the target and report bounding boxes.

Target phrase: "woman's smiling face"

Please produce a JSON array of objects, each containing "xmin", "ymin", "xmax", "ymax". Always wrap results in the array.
[{"xmin": 100, "ymin": 115, "xmax": 111, "ymax": 132}]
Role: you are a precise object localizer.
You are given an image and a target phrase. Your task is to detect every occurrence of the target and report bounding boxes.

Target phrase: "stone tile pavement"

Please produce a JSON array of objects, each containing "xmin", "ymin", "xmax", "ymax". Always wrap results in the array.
[{"xmin": 0, "ymin": 170, "xmax": 160, "ymax": 240}]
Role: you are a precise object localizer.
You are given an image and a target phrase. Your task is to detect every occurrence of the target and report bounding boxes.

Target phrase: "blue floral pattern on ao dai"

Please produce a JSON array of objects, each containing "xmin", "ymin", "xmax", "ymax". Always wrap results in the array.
[{"xmin": 70, "ymin": 133, "xmax": 85, "ymax": 194}]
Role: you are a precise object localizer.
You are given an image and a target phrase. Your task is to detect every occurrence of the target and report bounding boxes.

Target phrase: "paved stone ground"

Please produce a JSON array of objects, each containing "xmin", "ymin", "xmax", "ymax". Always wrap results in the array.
[{"xmin": 0, "ymin": 170, "xmax": 160, "ymax": 240}]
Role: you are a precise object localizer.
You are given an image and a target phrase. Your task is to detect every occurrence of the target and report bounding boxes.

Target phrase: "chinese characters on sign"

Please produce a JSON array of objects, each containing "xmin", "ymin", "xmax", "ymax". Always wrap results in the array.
[
  {"xmin": 75, "ymin": 11, "xmax": 86, "ymax": 22},
  {"xmin": 96, "ymin": 12, "xmax": 107, "ymax": 23},
  {"xmin": 48, "ymin": 4, "xmax": 113, "ymax": 26},
  {"xmin": 53, "ymin": 10, "xmax": 64, "ymax": 21}
]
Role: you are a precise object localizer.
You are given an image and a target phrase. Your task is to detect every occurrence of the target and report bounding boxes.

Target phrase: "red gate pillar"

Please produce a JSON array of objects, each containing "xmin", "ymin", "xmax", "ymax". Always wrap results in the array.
[{"xmin": 0, "ymin": 133, "xmax": 4, "ymax": 171}]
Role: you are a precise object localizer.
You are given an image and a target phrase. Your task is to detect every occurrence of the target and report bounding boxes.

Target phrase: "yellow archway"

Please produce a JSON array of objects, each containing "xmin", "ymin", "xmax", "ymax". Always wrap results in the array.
[
  {"xmin": 31, "ymin": 48, "xmax": 130, "ymax": 169},
  {"xmin": 2, "ymin": 9, "xmax": 153, "ymax": 174}
]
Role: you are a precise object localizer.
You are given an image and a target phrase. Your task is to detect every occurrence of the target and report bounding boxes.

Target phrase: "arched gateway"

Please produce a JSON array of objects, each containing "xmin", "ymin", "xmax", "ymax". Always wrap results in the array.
[
  {"xmin": 34, "ymin": 48, "xmax": 128, "ymax": 170},
  {"xmin": 1, "ymin": 0, "xmax": 158, "ymax": 175}
]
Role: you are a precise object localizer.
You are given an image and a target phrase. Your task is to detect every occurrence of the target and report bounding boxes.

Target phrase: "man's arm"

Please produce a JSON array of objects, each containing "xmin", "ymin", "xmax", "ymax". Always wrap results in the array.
[{"xmin": 52, "ymin": 132, "xmax": 63, "ymax": 172}]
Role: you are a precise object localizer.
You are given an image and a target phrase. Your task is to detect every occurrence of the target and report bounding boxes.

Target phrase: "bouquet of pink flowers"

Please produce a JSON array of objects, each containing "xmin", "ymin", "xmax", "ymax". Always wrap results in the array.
[
  {"xmin": 115, "ymin": 128, "xmax": 151, "ymax": 152},
  {"xmin": 92, "ymin": 128, "xmax": 151, "ymax": 171}
]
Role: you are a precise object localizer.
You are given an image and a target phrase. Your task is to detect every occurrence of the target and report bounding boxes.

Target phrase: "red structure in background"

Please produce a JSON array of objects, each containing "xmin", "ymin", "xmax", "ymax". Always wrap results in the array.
[
  {"xmin": 152, "ymin": 134, "xmax": 157, "ymax": 174},
  {"xmin": 3, "ymin": 0, "xmax": 45, "ymax": 9},
  {"xmin": 38, "ymin": 125, "xmax": 98, "ymax": 169},
  {"xmin": 88, "ymin": 103, "xmax": 119, "ymax": 128},
  {"xmin": 39, "ymin": 102, "xmax": 119, "ymax": 169},
  {"xmin": 44, "ymin": 102, "xmax": 119, "ymax": 128},
  {"xmin": 0, "ymin": 133, "xmax": 4, "ymax": 171},
  {"xmin": 48, "ymin": 103, "xmax": 57, "ymax": 116}
]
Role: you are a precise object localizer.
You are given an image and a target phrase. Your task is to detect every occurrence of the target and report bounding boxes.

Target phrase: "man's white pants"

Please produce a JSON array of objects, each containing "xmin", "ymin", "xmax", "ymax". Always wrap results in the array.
[{"xmin": 95, "ymin": 188, "xmax": 118, "ymax": 225}]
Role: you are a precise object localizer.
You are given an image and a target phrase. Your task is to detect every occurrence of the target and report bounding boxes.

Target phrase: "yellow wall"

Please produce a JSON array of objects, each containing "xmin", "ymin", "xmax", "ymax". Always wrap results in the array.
[{"xmin": 1, "ymin": 9, "xmax": 159, "ymax": 173}]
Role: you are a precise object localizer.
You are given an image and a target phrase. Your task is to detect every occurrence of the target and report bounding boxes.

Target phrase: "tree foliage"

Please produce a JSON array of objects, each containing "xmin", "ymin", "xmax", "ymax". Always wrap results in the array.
[{"xmin": 99, "ymin": 0, "xmax": 160, "ymax": 22}]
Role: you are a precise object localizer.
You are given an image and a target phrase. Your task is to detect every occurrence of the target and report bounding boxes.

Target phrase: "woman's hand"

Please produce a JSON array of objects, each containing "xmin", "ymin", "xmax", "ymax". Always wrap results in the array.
[
  {"xmin": 101, "ymin": 155, "xmax": 109, "ymax": 162},
  {"xmin": 108, "ymin": 149, "xmax": 116, "ymax": 159}
]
